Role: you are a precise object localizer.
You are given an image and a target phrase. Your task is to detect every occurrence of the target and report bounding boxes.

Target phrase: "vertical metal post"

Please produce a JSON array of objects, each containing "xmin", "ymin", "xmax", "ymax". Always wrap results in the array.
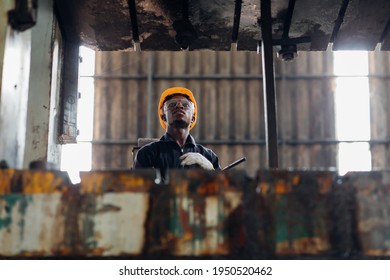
[
  {"xmin": 261, "ymin": 0, "xmax": 279, "ymax": 168},
  {"xmin": 146, "ymin": 52, "xmax": 154, "ymax": 137},
  {"xmin": 59, "ymin": 41, "xmax": 79, "ymax": 144},
  {"xmin": 128, "ymin": 0, "xmax": 141, "ymax": 51},
  {"xmin": 231, "ymin": 0, "xmax": 242, "ymax": 51}
]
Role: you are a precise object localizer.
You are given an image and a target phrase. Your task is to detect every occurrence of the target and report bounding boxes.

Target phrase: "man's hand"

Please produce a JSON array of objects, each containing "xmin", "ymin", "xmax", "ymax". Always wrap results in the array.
[{"xmin": 179, "ymin": 152, "xmax": 214, "ymax": 170}]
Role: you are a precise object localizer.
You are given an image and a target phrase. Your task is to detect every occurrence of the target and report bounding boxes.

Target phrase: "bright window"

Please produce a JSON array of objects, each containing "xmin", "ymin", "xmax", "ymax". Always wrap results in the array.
[{"xmin": 334, "ymin": 51, "xmax": 371, "ymax": 175}]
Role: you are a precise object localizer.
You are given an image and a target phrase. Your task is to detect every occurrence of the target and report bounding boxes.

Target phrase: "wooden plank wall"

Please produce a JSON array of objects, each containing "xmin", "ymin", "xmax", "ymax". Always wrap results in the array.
[
  {"xmin": 92, "ymin": 51, "xmax": 339, "ymax": 176},
  {"xmin": 368, "ymin": 51, "xmax": 390, "ymax": 169}
]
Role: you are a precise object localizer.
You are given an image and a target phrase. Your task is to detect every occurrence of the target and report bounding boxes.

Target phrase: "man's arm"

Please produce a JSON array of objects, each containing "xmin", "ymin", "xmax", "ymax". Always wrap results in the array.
[{"xmin": 133, "ymin": 145, "xmax": 155, "ymax": 169}]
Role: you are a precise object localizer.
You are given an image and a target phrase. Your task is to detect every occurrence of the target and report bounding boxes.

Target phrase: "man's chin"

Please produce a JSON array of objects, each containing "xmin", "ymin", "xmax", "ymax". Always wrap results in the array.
[{"xmin": 172, "ymin": 120, "xmax": 190, "ymax": 129}]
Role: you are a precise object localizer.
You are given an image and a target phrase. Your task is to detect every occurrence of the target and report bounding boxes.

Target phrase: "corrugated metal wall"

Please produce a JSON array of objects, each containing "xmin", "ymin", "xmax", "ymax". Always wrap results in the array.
[
  {"xmin": 368, "ymin": 51, "xmax": 390, "ymax": 170},
  {"xmin": 93, "ymin": 50, "xmax": 380, "ymax": 176},
  {"xmin": 276, "ymin": 51, "xmax": 337, "ymax": 169}
]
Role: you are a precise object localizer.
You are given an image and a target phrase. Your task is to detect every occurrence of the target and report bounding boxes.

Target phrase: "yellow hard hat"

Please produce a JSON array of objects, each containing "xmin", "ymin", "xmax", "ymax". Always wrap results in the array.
[{"xmin": 158, "ymin": 87, "xmax": 197, "ymax": 130}]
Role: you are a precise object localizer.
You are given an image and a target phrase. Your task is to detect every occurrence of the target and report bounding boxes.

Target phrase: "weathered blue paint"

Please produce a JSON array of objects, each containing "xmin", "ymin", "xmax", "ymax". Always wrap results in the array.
[{"xmin": 0, "ymin": 194, "xmax": 31, "ymax": 231}]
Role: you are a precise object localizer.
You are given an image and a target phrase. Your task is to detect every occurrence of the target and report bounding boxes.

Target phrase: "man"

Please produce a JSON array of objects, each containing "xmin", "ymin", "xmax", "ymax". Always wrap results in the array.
[{"xmin": 133, "ymin": 87, "xmax": 221, "ymax": 180}]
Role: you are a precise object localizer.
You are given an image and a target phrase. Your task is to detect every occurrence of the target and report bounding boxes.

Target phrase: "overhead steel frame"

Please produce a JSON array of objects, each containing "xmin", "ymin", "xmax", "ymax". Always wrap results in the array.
[{"xmin": 260, "ymin": 0, "xmax": 279, "ymax": 168}]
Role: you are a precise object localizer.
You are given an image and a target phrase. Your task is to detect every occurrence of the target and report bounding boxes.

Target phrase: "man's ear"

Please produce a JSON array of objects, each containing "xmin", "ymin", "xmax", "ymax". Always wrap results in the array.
[
  {"xmin": 191, "ymin": 115, "xmax": 196, "ymax": 123},
  {"xmin": 161, "ymin": 114, "xmax": 166, "ymax": 121}
]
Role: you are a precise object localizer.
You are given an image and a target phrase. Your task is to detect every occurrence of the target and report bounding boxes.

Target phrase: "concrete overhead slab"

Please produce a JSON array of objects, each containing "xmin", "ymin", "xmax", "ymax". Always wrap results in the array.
[{"xmin": 54, "ymin": 0, "xmax": 390, "ymax": 52}]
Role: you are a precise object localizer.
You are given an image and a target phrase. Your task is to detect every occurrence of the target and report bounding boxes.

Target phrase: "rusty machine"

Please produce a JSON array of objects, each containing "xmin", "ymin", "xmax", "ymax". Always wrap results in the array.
[{"xmin": 1, "ymin": 167, "xmax": 390, "ymax": 258}]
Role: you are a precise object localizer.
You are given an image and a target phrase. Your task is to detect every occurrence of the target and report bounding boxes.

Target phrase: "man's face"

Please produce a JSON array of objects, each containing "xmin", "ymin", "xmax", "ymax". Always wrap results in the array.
[{"xmin": 162, "ymin": 95, "xmax": 195, "ymax": 129}]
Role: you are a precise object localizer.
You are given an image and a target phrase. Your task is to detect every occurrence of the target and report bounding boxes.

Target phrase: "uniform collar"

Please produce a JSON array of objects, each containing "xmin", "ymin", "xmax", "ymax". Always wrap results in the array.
[{"xmin": 161, "ymin": 133, "xmax": 196, "ymax": 146}]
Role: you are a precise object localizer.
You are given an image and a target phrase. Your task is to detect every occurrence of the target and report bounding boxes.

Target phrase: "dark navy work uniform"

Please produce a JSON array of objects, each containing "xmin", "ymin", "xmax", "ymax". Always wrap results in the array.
[{"xmin": 134, "ymin": 133, "xmax": 220, "ymax": 179}]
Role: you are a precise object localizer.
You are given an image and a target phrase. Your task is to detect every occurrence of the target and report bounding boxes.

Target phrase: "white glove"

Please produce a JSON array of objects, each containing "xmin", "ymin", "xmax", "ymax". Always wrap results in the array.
[{"xmin": 179, "ymin": 152, "xmax": 214, "ymax": 170}]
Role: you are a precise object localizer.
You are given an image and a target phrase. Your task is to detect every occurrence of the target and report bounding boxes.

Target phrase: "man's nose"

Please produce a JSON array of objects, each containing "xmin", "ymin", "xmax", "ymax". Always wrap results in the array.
[{"xmin": 175, "ymin": 101, "xmax": 184, "ymax": 108}]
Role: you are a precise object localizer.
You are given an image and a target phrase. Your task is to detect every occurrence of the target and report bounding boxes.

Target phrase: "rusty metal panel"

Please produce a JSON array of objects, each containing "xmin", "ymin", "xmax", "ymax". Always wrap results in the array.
[
  {"xmin": 257, "ymin": 170, "xmax": 339, "ymax": 256},
  {"xmin": 0, "ymin": 193, "xmax": 66, "ymax": 256},
  {"xmin": 346, "ymin": 171, "xmax": 390, "ymax": 256},
  {"xmin": 147, "ymin": 170, "xmax": 248, "ymax": 257},
  {"xmin": 0, "ymin": 169, "xmax": 71, "ymax": 194},
  {"xmin": 5, "ymin": 169, "xmax": 390, "ymax": 258},
  {"xmin": 78, "ymin": 169, "xmax": 156, "ymax": 256},
  {"xmin": 0, "ymin": 170, "xmax": 72, "ymax": 257}
]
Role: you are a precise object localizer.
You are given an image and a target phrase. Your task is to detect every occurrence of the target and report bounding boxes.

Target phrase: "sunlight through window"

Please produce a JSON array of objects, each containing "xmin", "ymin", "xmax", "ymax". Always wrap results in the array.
[
  {"xmin": 334, "ymin": 51, "xmax": 371, "ymax": 175},
  {"xmin": 60, "ymin": 46, "xmax": 95, "ymax": 183}
]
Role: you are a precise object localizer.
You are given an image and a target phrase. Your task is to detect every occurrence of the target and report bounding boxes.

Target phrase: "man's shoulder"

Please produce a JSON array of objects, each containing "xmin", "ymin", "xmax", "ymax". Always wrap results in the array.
[
  {"xmin": 194, "ymin": 143, "xmax": 216, "ymax": 155},
  {"xmin": 138, "ymin": 138, "xmax": 170, "ymax": 152}
]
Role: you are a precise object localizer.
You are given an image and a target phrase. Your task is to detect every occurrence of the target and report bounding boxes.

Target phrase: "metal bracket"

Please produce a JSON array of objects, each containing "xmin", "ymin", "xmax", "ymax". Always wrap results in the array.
[
  {"xmin": 8, "ymin": 0, "xmax": 38, "ymax": 31},
  {"xmin": 173, "ymin": 0, "xmax": 197, "ymax": 50},
  {"xmin": 231, "ymin": 0, "xmax": 243, "ymax": 51}
]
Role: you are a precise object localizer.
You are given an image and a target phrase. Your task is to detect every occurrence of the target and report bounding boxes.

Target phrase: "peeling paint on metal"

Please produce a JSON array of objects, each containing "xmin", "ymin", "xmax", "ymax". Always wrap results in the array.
[
  {"xmin": 260, "ymin": 170, "xmax": 335, "ymax": 255},
  {"xmin": 77, "ymin": 170, "xmax": 156, "ymax": 256},
  {"xmin": 3, "ymin": 168, "xmax": 390, "ymax": 258},
  {"xmin": 352, "ymin": 171, "xmax": 390, "ymax": 256},
  {"xmin": 79, "ymin": 192, "xmax": 150, "ymax": 256},
  {"xmin": 0, "ymin": 193, "xmax": 63, "ymax": 256},
  {"xmin": 166, "ymin": 170, "xmax": 245, "ymax": 256}
]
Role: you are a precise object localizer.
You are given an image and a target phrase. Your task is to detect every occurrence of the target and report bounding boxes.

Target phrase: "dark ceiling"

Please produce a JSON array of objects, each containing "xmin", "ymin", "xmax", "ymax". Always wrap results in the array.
[{"xmin": 54, "ymin": 0, "xmax": 390, "ymax": 52}]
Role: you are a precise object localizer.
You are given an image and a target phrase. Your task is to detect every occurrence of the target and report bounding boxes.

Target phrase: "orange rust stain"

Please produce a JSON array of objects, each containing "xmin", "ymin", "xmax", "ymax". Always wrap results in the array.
[
  {"xmin": 319, "ymin": 176, "xmax": 332, "ymax": 194},
  {"xmin": 276, "ymin": 237, "xmax": 330, "ymax": 255},
  {"xmin": 218, "ymin": 174, "xmax": 231, "ymax": 190},
  {"xmin": 365, "ymin": 249, "xmax": 390, "ymax": 256},
  {"xmin": 200, "ymin": 243, "xmax": 229, "ymax": 255},
  {"xmin": 260, "ymin": 181, "xmax": 270, "ymax": 194},
  {"xmin": 21, "ymin": 250, "xmax": 51, "ymax": 257},
  {"xmin": 23, "ymin": 172, "xmax": 63, "ymax": 193},
  {"xmin": 275, "ymin": 180, "xmax": 289, "ymax": 194},
  {"xmin": 57, "ymin": 246, "xmax": 73, "ymax": 256},
  {"xmin": 173, "ymin": 181, "xmax": 188, "ymax": 193},
  {"xmin": 172, "ymin": 236, "xmax": 229, "ymax": 256},
  {"xmin": 0, "ymin": 169, "xmax": 15, "ymax": 194},
  {"xmin": 80, "ymin": 174, "xmax": 105, "ymax": 193},
  {"xmin": 292, "ymin": 175, "xmax": 300, "ymax": 186},
  {"xmin": 80, "ymin": 173, "xmax": 153, "ymax": 193},
  {"xmin": 118, "ymin": 175, "xmax": 152, "ymax": 191},
  {"xmin": 89, "ymin": 247, "xmax": 107, "ymax": 256},
  {"xmin": 182, "ymin": 232, "xmax": 193, "ymax": 241},
  {"xmin": 197, "ymin": 181, "xmax": 218, "ymax": 195}
]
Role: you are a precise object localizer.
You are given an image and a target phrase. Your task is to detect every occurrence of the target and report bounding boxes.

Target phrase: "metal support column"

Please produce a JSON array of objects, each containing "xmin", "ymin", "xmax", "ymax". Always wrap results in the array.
[
  {"xmin": 146, "ymin": 53, "xmax": 154, "ymax": 137},
  {"xmin": 128, "ymin": 0, "xmax": 141, "ymax": 51},
  {"xmin": 260, "ymin": 0, "xmax": 279, "ymax": 168}
]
